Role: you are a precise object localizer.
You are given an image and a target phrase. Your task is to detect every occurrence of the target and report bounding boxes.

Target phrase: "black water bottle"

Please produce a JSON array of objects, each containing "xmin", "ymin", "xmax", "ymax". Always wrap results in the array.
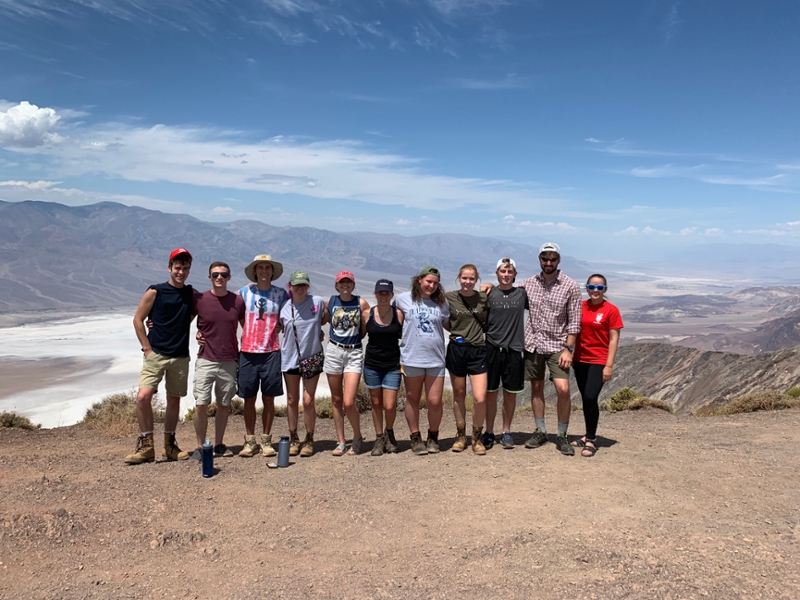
[{"xmin": 202, "ymin": 438, "xmax": 213, "ymax": 478}]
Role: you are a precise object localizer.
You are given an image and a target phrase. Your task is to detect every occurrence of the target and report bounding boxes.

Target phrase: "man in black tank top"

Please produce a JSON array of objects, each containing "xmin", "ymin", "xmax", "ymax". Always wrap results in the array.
[{"xmin": 125, "ymin": 248, "xmax": 196, "ymax": 465}]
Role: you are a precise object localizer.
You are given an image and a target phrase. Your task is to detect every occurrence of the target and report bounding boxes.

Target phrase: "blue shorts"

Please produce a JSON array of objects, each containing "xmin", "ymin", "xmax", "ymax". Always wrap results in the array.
[
  {"xmin": 238, "ymin": 351, "xmax": 283, "ymax": 398},
  {"xmin": 363, "ymin": 366, "xmax": 402, "ymax": 391}
]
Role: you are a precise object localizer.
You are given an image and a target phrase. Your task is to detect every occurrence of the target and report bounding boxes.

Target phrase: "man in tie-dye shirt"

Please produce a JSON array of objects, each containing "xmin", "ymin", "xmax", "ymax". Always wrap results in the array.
[{"xmin": 237, "ymin": 254, "xmax": 288, "ymax": 458}]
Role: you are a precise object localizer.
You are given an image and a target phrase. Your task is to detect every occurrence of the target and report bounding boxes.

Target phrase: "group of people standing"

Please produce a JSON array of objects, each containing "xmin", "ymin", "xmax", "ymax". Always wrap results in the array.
[{"xmin": 124, "ymin": 242, "xmax": 623, "ymax": 465}]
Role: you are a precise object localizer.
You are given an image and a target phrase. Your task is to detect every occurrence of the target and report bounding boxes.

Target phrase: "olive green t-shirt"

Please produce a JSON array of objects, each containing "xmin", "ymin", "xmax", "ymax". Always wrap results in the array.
[{"xmin": 445, "ymin": 290, "xmax": 488, "ymax": 346}]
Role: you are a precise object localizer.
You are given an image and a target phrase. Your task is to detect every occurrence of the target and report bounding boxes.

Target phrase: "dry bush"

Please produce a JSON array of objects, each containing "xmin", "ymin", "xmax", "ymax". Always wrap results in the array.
[
  {"xmin": 786, "ymin": 386, "xmax": 800, "ymax": 399},
  {"xmin": 315, "ymin": 396, "xmax": 334, "ymax": 418},
  {"xmin": 355, "ymin": 381, "xmax": 372, "ymax": 413},
  {"xmin": 185, "ymin": 398, "xmax": 247, "ymax": 422},
  {"xmin": 625, "ymin": 397, "xmax": 674, "ymax": 413},
  {"xmin": 697, "ymin": 390, "xmax": 800, "ymax": 416},
  {"xmin": 83, "ymin": 390, "xmax": 164, "ymax": 437},
  {"xmin": 275, "ymin": 404, "xmax": 289, "ymax": 417},
  {"xmin": 0, "ymin": 411, "xmax": 40, "ymax": 430},
  {"xmin": 601, "ymin": 387, "xmax": 641, "ymax": 413}
]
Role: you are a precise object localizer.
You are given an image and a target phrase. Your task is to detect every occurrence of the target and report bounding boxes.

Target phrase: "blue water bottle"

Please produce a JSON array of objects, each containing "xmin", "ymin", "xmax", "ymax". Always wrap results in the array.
[
  {"xmin": 277, "ymin": 435, "xmax": 290, "ymax": 467},
  {"xmin": 202, "ymin": 438, "xmax": 213, "ymax": 478}
]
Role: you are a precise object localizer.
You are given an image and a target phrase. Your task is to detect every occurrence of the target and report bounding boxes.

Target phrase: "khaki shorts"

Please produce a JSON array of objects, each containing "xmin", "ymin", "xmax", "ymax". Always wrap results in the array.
[
  {"xmin": 524, "ymin": 350, "xmax": 570, "ymax": 381},
  {"xmin": 139, "ymin": 351, "xmax": 190, "ymax": 397},
  {"xmin": 193, "ymin": 358, "xmax": 238, "ymax": 406},
  {"xmin": 322, "ymin": 341, "xmax": 364, "ymax": 375}
]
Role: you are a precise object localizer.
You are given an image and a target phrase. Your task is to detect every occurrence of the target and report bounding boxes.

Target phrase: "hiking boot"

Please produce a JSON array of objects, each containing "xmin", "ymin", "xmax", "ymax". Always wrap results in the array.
[
  {"xmin": 410, "ymin": 432, "xmax": 428, "ymax": 455},
  {"xmin": 472, "ymin": 426, "xmax": 486, "ymax": 455},
  {"xmin": 214, "ymin": 444, "xmax": 233, "ymax": 458},
  {"xmin": 451, "ymin": 424, "xmax": 467, "ymax": 452},
  {"xmin": 300, "ymin": 432, "xmax": 314, "ymax": 457},
  {"xmin": 238, "ymin": 435, "xmax": 259, "ymax": 457},
  {"xmin": 124, "ymin": 433, "xmax": 155, "ymax": 464},
  {"xmin": 524, "ymin": 428, "xmax": 548, "ymax": 449},
  {"xmin": 186, "ymin": 447, "xmax": 203, "ymax": 461},
  {"xmin": 289, "ymin": 430, "xmax": 301, "ymax": 456},
  {"xmin": 164, "ymin": 433, "xmax": 188, "ymax": 461},
  {"xmin": 371, "ymin": 434, "xmax": 385, "ymax": 457},
  {"xmin": 556, "ymin": 433, "xmax": 575, "ymax": 456},
  {"xmin": 261, "ymin": 433, "xmax": 277, "ymax": 457},
  {"xmin": 426, "ymin": 430, "xmax": 440, "ymax": 454},
  {"xmin": 384, "ymin": 429, "xmax": 398, "ymax": 453},
  {"xmin": 482, "ymin": 431, "xmax": 496, "ymax": 451},
  {"xmin": 500, "ymin": 430, "xmax": 515, "ymax": 449}
]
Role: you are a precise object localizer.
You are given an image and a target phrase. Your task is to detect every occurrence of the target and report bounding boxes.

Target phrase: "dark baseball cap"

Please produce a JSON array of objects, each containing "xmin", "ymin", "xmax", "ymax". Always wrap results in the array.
[{"xmin": 374, "ymin": 279, "xmax": 394, "ymax": 293}]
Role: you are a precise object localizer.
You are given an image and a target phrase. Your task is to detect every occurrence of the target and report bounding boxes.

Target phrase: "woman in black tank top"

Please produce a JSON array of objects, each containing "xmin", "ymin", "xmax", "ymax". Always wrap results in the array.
[{"xmin": 361, "ymin": 279, "xmax": 405, "ymax": 456}]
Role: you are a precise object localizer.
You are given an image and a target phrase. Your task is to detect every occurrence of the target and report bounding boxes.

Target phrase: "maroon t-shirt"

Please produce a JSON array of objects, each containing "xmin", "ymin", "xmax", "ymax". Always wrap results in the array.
[{"xmin": 194, "ymin": 291, "xmax": 245, "ymax": 362}]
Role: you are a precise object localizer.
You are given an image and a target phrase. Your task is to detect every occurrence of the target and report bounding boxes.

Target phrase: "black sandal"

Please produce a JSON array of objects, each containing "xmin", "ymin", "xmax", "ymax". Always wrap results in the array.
[{"xmin": 581, "ymin": 439, "xmax": 597, "ymax": 457}]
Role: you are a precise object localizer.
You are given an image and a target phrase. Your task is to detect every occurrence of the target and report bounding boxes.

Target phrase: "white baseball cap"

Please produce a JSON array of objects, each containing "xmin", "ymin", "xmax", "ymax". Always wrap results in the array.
[
  {"xmin": 496, "ymin": 257, "xmax": 517, "ymax": 270},
  {"xmin": 539, "ymin": 242, "xmax": 561, "ymax": 255}
]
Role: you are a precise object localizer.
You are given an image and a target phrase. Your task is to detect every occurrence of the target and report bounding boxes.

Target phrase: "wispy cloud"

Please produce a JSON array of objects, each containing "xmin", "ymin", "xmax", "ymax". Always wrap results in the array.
[
  {"xmin": 428, "ymin": 0, "xmax": 512, "ymax": 17},
  {"xmin": 664, "ymin": 2, "xmax": 681, "ymax": 46},
  {"xmin": 452, "ymin": 73, "xmax": 532, "ymax": 90}
]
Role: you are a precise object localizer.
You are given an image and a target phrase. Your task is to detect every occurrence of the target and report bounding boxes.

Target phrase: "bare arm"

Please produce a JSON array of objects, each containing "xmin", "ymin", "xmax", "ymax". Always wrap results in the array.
[
  {"xmin": 361, "ymin": 307, "xmax": 370, "ymax": 338},
  {"xmin": 133, "ymin": 289, "xmax": 157, "ymax": 357},
  {"xmin": 603, "ymin": 329, "xmax": 621, "ymax": 382}
]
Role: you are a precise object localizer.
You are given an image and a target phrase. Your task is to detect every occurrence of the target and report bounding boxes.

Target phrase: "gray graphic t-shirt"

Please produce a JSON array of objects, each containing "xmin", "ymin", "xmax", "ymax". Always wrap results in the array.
[
  {"xmin": 395, "ymin": 291, "xmax": 450, "ymax": 368},
  {"xmin": 279, "ymin": 295, "xmax": 326, "ymax": 371}
]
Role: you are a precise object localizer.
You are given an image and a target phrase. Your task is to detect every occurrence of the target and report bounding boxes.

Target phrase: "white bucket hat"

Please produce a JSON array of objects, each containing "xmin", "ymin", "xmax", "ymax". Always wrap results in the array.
[{"xmin": 244, "ymin": 254, "xmax": 284, "ymax": 282}]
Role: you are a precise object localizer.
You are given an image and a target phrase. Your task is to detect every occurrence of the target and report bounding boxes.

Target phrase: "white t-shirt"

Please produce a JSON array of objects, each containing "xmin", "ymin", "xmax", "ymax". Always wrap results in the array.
[{"xmin": 395, "ymin": 291, "xmax": 450, "ymax": 368}]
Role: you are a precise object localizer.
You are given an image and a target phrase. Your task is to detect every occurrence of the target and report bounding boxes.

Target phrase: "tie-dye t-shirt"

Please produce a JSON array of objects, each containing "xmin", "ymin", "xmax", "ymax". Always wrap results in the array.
[{"xmin": 238, "ymin": 284, "xmax": 289, "ymax": 354}]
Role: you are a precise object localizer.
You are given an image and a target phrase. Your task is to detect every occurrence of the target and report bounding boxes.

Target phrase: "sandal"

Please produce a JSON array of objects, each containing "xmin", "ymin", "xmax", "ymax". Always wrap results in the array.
[
  {"xmin": 571, "ymin": 436, "xmax": 587, "ymax": 448},
  {"xmin": 347, "ymin": 438, "xmax": 364, "ymax": 456},
  {"xmin": 581, "ymin": 439, "xmax": 597, "ymax": 457},
  {"xmin": 332, "ymin": 442, "xmax": 347, "ymax": 456}
]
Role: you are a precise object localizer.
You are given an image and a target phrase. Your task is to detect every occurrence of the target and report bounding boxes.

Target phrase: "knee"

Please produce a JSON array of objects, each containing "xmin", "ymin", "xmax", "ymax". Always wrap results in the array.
[
  {"xmin": 136, "ymin": 390, "xmax": 153, "ymax": 407},
  {"xmin": 302, "ymin": 397, "xmax": 315, "ymax": 410}
]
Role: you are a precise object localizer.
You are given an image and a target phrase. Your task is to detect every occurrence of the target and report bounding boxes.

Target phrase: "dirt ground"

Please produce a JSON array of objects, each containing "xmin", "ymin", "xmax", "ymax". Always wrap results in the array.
[{"xmin": 1, "ymin": 406, "xmax": 798, "ymax": 600}]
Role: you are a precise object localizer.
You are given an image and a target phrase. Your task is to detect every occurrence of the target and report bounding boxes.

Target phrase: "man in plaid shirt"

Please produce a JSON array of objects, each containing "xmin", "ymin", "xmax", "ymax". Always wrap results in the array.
[{"xmin": 520, "ymin": 242, "xmax": 582, "ymax": 455}]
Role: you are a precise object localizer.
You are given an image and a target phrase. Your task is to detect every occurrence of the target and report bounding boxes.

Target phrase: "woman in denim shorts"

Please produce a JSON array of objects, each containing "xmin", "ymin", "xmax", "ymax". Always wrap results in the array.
[
  {"xmin": 394, "ymin": 266, "xmax": 451, "ymax": 456},
  {"xmin": 324, "ymin": 270, "xmax": 371, "ymax": 456},
  {"xmin": 361, "ymin": 279, "xmax": 404, "ymax": 456}
]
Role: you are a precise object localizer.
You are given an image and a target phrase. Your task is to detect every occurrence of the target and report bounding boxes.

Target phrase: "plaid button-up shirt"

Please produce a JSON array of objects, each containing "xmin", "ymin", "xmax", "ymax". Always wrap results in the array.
[{"xmin": 520, "ymin": 271, "xmax": 582, "ymax": 354}]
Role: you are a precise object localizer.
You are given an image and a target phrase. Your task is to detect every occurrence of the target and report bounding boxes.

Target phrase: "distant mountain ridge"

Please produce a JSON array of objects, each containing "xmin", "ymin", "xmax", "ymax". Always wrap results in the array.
[{"xmin": 0, "ymin": 199, "xmax": 586, "ymax": 312}]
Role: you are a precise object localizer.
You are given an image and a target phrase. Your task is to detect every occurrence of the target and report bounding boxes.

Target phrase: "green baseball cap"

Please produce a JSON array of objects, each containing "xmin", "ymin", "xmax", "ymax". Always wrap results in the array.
[
  {"xmin": 417, "ymin": 265, "xmax": 441, "ymax": 278},
  {"xmin": 288, "ymin": 270, "xmax": 310, "ymax": 285}
]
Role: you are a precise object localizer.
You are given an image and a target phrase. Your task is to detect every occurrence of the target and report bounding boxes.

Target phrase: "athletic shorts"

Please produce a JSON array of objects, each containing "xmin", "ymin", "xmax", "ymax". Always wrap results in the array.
[
  {"xmin": 238, "ymin": 351, "xmax": 283, "ymax": 398},
  {"xmin": 323, "ymin": 341, "xmax": 364, "ymax": 375},
  {"xmin": 524, "ymin": 350, "xmax": 570, "ymax": 381},
  {"xmin": 486, "ymin": 344, "xmax": 525, "ymax": 393},
  {"xmin": 445, "ymin": 343, "xmax": 487, "ymax": 377},
  {"xmin": 402, "ymin": 365, "xmax": 446, "ymax": 379},
  {"xmin": 363, "ymin": 366, "xmax": 402, "ymax": 391},
  {"xmin": 139, "ymin": 351, "xmax": 190, "ymax": 397},
  {"xmin": 193, "ymin": 358, "xmax": 237, "ymax": 407}
]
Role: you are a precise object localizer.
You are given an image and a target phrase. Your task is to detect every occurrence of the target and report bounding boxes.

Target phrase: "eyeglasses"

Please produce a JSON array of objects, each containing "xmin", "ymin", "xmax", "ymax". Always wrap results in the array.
[
  {"xmin": 210, "ymin": 272, "xmax": 230, "ymax": 279},
  {"xmin": 539, "ymin": 256, "xmax": 559, "ymax": 263},
  {"xmin": 586, "ymin": 284, "xmax": 606, "ymax": 291}
]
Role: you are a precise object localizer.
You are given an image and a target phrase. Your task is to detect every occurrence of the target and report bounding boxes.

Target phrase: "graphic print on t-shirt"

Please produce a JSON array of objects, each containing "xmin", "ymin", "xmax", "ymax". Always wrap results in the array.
[
  {"xmin": 595, "ymin": 313, "xmax": 604, "ymax": 323},
  {"xmin": 332, "ymin": 306, "xmax": 359, "ymax": 336},
  {"xmin": 239, "ymin": 284, "xmax": 288, "ymax": 353}
]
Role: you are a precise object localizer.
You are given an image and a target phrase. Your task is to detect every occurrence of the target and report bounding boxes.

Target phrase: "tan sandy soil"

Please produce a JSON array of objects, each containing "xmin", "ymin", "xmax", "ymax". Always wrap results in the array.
[{"xmin": 1, "ymin": 406, "xmax": 799, "ymax": 599}]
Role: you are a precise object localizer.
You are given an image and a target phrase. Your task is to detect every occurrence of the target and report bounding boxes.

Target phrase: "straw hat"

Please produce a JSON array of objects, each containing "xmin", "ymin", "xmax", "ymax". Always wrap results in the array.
[{"xmin": 244, "ymin": 254, "xmax": 284, "ymax": 282}]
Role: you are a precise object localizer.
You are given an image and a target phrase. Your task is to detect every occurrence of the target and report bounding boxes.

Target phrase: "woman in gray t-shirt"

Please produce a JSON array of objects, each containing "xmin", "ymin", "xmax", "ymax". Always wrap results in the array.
[
  {"xmin": 394, "ymin": 266, "xmax": 450, "ymax": 456},
  {"xmin": 279, "ymin": 270, "xmax": 329, "ymax": 458}
]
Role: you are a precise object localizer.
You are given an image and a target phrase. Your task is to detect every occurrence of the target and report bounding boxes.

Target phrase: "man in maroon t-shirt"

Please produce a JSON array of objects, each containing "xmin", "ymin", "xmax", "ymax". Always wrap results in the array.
[{"xmin": 180, "ymin": 261, "xmax": 246, "ymax": 459}]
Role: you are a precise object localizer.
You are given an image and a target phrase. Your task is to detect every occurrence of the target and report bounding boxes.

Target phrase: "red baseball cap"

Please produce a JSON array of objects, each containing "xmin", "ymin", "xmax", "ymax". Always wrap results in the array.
[
  {"xmin": 335, "ymin": 270, "xmax": 355, "ymax": 283},
  {"xmin": 169, "ymin": 247, "xmax": 192, "ymax": 261}
]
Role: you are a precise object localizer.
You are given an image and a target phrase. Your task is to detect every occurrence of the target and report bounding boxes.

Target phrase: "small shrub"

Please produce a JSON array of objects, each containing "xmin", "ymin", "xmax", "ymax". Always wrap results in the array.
[
  {"xmin": 516, "ymin": 404, "xmax": 532, "ymax": 414},
  {"xmin": 712, "ymin": 390, "xmax": 799, "ymax": 416},
  {"xmin": 0, "ymin": 411, "xmax": 40, "ymax": 430},
  {"xmin": 83, "ymin": 390, "xmax": 164, "ymax": 437},
  {"xmin": 315, "ymin": 396, "xmax": 334, "ymax": 419},
  {"xmin": 186, "ymin": 397, "xmax": 256, "ymax": 421},
  {"xmin": 275, "ymin": 404, "xmax": 288, "ymax": 417},
  {"xmin": 625, "ymin": 397, "xmax": 674, "ymax": 413},
  {"xmin": 786, "ymin": 386, "xmax": 800, "ymax": 399},
  {"xmin": 601, "ymin": 387, "xmax": 641, "ymax": 413}
]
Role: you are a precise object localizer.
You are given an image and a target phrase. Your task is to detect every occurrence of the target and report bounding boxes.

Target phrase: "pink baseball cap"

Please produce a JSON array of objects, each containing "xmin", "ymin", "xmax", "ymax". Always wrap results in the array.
[{"xmin": 335, "ymin": 270, "xmax": 355, "ymax": 283}]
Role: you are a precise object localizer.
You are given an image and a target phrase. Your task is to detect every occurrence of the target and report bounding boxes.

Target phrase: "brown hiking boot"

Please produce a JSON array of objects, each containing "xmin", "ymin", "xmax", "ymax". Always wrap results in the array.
[
  {"xmin": 384, "ymin": 428, "xmax": 398, "ymax": 453},
  {"xmin": 451, "ymin": 423, "xmax": 467, "ymax": 452},
  {"xmin": 472, "ymin": 426, "xmax": 486, "ymax": 455},
  {"xmin": 238, "ymin": 435, "xmax": 259, "ymax": 457},
  {"xmin": 163, "ymin": 433, "xmax": 188, "ymax": 461},
  {"xmin": 261, "ymin": 433, "xmax": 277, "ymax": 457},
  {"xmin": 410, "ymin": 431, "xmax": 428, "ymax": 456},
  {"xmin": 426, "ymin": 430, "xmax": 440, "ymax": 454},
  {"xmin": 289, "ymin": 430, "xmax": 301, "ymax": 456},
  {"xmin": 124, "ymin": 433, "xmax": 155, "ymax": 464},
  {"xmin": 300, "ymin": 431, "xmax": 314, "ymax": 457}
]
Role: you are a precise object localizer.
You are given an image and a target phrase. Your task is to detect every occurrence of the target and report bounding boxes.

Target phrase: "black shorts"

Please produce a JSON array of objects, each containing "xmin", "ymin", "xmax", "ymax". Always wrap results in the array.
[
  {"xmin": 445, "ymin": 343, "xmax": 487, "ymax": 377},
  {"xmin": 238, "ymin": 351, "xmax": 283, "ymax": 398},
  {"xmin": 486, "ymin": 343, "xmax": 525, "ymax": 393}
]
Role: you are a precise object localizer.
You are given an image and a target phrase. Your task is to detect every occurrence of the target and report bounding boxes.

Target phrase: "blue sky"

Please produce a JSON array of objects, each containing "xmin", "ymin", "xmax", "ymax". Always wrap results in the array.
[{"xmin": 0, "ymin": 0, "xmax": 798, "ymax": 261}]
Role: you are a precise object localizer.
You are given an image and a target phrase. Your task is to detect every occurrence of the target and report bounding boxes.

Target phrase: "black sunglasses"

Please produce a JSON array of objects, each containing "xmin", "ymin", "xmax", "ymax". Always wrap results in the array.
[
  {"xmin": 210, "ymin": 272, "xmax": 230, "ymax": 279},
  {"xmin": 539, "ymin": 256, "xmax": 559, "ymax": 263}
]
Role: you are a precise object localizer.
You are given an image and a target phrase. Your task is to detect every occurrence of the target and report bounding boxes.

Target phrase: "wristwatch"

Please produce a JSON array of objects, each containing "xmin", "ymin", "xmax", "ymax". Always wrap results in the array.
[{"xmin": 564, "ymin": 345, "xmax": 574, "ymax": 352}]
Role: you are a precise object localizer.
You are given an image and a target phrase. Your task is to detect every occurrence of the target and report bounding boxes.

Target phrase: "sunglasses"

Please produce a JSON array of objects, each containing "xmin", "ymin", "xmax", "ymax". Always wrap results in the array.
[
  {"xmin": 586, "ymin": 284, "xmax": 606, "ymax": 291},
  {"xmin": 210, "ymin": 272, "xmax": 230, "ymax": 279},
  {"xmin": 539, "ymin": 257, "xmax": 559, "ymax": 263}
]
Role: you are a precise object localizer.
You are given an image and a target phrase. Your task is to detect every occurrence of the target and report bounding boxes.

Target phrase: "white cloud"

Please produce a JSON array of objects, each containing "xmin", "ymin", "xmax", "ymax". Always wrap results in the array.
[
  {"xmin": 616, "ymin": 225, "xmax": 670, "ymax": 236},
  {"xmin": 584, "ymin": 137, "xmax": 602, "ymax": 143},
  {"xmin": 0, "ymin": 101, "xmax": 62, "ymax": 148},
  {"xmin": 0, "ymin": 179, "xmax": 60, "ymax": 190},
  {"xmin": 679, "ymin": 227, "xmax": 696, "ymax": 236},
  {"xmin": 396, "ymin": 218, "xmax": 410, "ymax": 225},
  {"xmin": 617, "ymin": 226, "xmax": 639, "ymax": 235},
  {"xmin": 452, "ymin": 74, "xmax": 532, "ymax": 90},
  {"xmin": 699, "ymin": 174, "xmax": 785, "ymax": 187},
  {"xmin": 211, "ymin": 206, "xmax": 234, "ymax": 215},
  {"xmin": 428, "ymin": 0, "xmax": 511, "ymax": 16},
  {"xmin": 502, "ymin": 214, "xmax": 514, "ymax": 222},
  {"xmin": 703, "ymin": 227, "xmax": 723, "ymax": 236}
]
